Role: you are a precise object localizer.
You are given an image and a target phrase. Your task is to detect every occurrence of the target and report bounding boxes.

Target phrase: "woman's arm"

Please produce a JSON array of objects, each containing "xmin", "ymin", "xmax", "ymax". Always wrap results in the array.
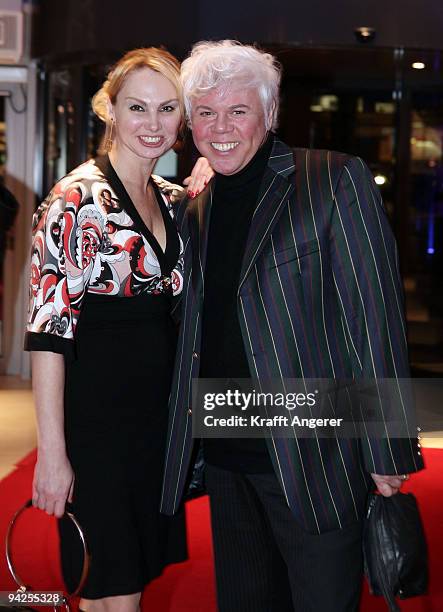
[
  {"xmin": 31, "ymin": 351, "xmax": 74, "ymax": 518},
  {"xmin": 26, "ymin": 179, "xmax": 103, "ymax": 517}
]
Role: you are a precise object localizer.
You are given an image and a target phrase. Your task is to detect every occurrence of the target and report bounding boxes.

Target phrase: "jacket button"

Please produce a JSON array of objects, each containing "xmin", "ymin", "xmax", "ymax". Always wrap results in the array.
[
  {"xmin": 187, "ymin": 408, "xmax": 192, "ymax": 415},
  {"xmin": 192, "ymin": 352, "xmax": 199, "ymax": 359}
]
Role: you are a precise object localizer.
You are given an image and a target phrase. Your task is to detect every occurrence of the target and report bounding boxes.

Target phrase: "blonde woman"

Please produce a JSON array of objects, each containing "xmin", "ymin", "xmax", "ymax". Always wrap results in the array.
[{"xmin": 25, "ymin": 48, "xmax": 211, "ymax": 612}]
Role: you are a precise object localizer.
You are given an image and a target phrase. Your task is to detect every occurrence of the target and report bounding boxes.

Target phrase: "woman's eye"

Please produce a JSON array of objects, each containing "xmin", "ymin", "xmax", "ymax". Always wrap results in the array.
[
  {"xmin": 129, "ymin": 104, "xmax": 144, "ymax": 112},
  {"xmin": 160, "ymin": 105, "xmax": 176, "ymax": 112}
]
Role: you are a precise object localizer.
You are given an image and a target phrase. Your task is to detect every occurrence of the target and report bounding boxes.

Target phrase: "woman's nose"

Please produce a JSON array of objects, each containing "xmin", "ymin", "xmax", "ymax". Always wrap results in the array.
[{"xmin": 144, "ymin": 112, "xmax": 160, "ymax": 132}]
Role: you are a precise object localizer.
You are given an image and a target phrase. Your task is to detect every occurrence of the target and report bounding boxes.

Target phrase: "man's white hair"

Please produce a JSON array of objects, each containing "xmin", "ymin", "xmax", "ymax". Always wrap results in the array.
[{"xmin": 181, "ymin": 40, "xmax": 282, "ymax": 131}]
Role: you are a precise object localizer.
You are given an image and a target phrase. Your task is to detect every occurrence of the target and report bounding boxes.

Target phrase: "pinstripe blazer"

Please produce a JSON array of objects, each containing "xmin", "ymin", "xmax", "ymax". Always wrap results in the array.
[{"xmin": 160, "ymin": 137, "xmax": 423, "ymax": 534}]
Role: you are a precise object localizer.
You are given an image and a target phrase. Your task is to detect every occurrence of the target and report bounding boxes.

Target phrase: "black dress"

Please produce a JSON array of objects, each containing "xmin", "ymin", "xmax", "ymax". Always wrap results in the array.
[{"xmin": 25, "ymin": 155, "xmax": 187, "ymax": 598}]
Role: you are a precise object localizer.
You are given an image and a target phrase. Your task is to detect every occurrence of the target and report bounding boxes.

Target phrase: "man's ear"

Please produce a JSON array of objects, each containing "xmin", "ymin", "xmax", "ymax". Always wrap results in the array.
[{"xmin": 267, "ymin": 100, "xmax": 276, "ymax": 130}]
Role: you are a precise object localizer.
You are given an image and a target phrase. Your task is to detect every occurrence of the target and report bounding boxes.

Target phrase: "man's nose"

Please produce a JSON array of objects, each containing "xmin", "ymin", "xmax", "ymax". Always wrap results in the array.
[{"xmin": 213, "ymin": 113, "xmax": 232, "ymax": 133}]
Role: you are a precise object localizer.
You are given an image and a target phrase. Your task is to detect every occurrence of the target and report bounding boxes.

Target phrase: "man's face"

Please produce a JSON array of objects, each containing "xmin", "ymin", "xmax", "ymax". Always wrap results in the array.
[{"xmin": 190, "ymin": 86, "xmax": 268, "ymax": 176}]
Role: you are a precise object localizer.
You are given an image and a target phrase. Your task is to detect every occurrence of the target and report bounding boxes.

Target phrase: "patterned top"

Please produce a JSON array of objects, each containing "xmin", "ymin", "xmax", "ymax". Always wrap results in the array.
[{"xmin": 25, "ymin": 155, "xmax": 184, "ymax": 357}]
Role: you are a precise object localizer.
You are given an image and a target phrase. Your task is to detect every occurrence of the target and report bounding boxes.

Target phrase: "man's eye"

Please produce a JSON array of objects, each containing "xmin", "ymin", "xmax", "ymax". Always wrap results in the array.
[
  {"xmin": 232, "ymin": 110, "xmax": 246, "ymax": 115},
  {"xmin": 129, "ymin": 104, "xmax": 144, "ymax": 112},
  {"xmin": 199, "ymin": 111, "xmax": 213, "ymax": 117},
  {"xmin": 160, "ymin": 105, "xmax": 176, "ymax": 112}
]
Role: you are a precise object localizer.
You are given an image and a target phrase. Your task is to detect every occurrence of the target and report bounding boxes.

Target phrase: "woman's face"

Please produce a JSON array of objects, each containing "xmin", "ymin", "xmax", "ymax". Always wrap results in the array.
[{"xmin": 110, "ymin": 66, "xmax": 181, "ymax": 162}]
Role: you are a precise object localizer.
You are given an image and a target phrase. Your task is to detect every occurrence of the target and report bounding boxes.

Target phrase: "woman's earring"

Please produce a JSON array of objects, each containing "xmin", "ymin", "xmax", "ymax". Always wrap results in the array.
[{"xmin": 105, "ymin": 119, "xmax": 114, "ymax": 152}]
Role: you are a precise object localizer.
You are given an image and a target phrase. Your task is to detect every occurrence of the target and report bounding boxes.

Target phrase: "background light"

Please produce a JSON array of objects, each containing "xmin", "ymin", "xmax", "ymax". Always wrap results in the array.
[
  {"xmin": 412, "ymin": 62, "xmax": 426, "ymax": 70},
  {"xmin": 374, "ymin": 174, "xmax": 387, "ymax": 186},
  {"xmin": 354, "ymin": 26, "xmax": 376, "ymax": 43}
]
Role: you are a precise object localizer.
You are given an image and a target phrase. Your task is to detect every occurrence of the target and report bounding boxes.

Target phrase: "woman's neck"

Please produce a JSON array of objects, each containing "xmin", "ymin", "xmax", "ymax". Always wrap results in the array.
[{"xmin": 108, "ymin": 145, "xmax": 156, "ymax": 192}]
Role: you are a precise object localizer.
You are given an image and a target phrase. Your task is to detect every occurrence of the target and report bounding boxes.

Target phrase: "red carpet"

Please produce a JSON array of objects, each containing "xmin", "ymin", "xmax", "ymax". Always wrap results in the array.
[{"xmin": 0, "ymin": 448, "xmax": 441, "ymax": 611}]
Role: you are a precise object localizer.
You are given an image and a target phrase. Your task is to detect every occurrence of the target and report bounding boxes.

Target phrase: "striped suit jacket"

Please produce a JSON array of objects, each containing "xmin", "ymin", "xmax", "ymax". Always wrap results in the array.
[{"xmin": 160, "ymin": 138, "xmax": 423, "ymax": 534}]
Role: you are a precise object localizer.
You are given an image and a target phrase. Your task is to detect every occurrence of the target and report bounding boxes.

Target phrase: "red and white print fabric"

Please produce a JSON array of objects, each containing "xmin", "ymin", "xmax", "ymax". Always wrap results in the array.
[{"xmin": 27, "ymin": 159, "xmax": 184, "ymax": 343}]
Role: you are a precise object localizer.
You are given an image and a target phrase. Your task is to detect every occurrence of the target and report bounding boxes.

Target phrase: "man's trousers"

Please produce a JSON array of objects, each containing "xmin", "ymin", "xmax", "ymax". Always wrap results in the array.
[{"xmin": 205, "ymin": 463, "xmax": 364, "ymax": 612}]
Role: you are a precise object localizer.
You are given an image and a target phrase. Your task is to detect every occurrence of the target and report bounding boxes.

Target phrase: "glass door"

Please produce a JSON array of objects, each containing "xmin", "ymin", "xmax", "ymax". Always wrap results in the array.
[{"xmin": 273, "ymin": 45, "xmax": 443, "ymax": 372}]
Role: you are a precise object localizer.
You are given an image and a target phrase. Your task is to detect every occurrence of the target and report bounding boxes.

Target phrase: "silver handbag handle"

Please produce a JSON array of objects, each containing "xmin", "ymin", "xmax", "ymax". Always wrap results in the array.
[{"xmin": 5, "ymin": 499, "xmax": 90, "ymax": 608}]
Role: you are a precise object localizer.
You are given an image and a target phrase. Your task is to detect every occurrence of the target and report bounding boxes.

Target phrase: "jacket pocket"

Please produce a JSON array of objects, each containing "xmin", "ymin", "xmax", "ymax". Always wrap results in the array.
[{"xmin": 271, "ymin": 239, "xmax": 320, "ymax": 269}]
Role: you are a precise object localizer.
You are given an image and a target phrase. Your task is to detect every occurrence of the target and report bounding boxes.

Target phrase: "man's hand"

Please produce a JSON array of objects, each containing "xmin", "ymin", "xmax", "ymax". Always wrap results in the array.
[
  {"xmin": 32, "ymin": 449, "xmax": 75, "ymax": 518},
  {"xmin": 370, "ymin": 472, "xmax": 409, "ymax": 497},
  {"xmin": 183, "ymin": 157, "xmax": 214, "ymax": 198}
]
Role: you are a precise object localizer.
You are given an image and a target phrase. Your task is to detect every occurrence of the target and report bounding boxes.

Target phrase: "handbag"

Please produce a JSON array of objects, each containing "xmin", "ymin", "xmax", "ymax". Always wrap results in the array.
[
  {"xmin": 363, "ymin": 491, "xmax": 428, "ymax": 612},
  {"xmin": 184, "ymin": 440, "xmax": 206, "ymax": 501},
  {"xmin": 3, "ymin": 499, "xmax": 90, "ymax": 611}
]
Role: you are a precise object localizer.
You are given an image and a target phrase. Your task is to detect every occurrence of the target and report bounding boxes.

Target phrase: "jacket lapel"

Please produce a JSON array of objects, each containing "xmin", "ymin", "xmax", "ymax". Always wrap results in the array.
[
  {"xmin": 187, "ymin": 182, "xmax": 214, "ymax": 296},
  {"xmin": 238, "ymin": 138, "xmax": 296, "ymax": 290}
]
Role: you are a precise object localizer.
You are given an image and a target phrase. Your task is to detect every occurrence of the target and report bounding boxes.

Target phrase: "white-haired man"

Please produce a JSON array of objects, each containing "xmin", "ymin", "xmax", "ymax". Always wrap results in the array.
[{"xmin": 161, "ymin": 40, "xmax": 423, "ymax": 611}]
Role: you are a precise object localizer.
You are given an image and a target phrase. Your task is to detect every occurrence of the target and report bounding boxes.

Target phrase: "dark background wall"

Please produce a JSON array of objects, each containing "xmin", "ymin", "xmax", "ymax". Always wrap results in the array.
[
  {"xmin": 32, "ymin": 0, "xmax": 198, "ymax": 59},
  {"xmin": 198, "ymin": 0, "xmax": 443, "ymax": 50},
  {"xmin": 34, "ymin": 0, "xmax": 443, "ymax": 59}
]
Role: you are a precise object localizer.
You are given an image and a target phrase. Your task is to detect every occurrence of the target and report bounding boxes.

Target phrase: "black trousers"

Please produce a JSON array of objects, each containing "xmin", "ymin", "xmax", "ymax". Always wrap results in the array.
[{"xmin": 205, "ymin": 464, "xmax": 363, "ymax": 612}]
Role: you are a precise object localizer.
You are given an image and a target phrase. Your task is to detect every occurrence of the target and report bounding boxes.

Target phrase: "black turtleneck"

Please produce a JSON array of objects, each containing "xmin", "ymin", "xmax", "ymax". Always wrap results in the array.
[{"xmin": 200, "ymin": 133, "xmax": 274, "ymax": 473}]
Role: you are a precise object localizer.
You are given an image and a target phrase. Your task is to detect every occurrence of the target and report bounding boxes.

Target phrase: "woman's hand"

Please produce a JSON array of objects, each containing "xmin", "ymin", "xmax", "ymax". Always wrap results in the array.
[
  {"xmin": 183, "ymin": 157, "xmax": 214, "ymax": 198},
  {"xmin": 33, "ymin": 449, "xmax": 74, "ymax": 518}
]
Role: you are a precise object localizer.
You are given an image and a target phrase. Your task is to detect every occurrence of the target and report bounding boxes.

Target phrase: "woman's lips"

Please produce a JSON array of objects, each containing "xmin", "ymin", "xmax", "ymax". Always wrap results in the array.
[{"xmin": 138, "ymin": 135, "xmax": 164, "ymax": 147}]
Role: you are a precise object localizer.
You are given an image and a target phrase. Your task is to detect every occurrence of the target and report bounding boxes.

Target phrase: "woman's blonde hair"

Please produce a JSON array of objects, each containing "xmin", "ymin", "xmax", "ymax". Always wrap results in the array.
[{"xmin": 92, "ymin": 47, "xmax": 185, "ymax": 152}]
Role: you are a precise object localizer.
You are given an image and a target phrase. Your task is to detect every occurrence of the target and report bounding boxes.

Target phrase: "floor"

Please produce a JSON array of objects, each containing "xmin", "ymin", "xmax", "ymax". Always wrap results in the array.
[
  {"xmin": 0, "ymin": 374, "xmax": 441, "ymax": 481},
  {"xmin": 0, "ymin": 375, "xmax": 36, "ymax": 479}
]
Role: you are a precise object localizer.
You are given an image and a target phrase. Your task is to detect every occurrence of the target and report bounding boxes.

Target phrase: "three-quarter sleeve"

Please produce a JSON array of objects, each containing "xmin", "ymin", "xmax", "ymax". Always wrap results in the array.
[{"xmin": 24, "ymin": 181, "xmax": 103, "ymax": 360}]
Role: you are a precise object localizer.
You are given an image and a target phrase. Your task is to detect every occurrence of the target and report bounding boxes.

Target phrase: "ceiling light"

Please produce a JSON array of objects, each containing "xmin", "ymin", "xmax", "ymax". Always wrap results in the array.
[{"xmin": 354, "ymin": 27, "xmax": 376, "ymax": 43}]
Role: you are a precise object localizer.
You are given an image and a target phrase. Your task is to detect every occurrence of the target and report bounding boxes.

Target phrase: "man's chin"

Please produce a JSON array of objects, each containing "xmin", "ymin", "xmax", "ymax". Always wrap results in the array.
[{"xmin": 209, "ymin": 160, "xmax": 242, "ymax": 176}]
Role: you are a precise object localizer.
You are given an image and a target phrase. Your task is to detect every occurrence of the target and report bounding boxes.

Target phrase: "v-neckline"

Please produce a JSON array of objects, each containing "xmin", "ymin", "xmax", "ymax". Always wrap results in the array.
[{"xmin": 94, "ymin": 155, "xmax": 179, "ymax": 275}]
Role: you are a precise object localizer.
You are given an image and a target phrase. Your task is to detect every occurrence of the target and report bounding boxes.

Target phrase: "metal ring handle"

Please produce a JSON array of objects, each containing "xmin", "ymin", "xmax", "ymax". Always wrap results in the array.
[{"xmin": 5, "ymin": 499, "xmax": 90, "ymax": 598}]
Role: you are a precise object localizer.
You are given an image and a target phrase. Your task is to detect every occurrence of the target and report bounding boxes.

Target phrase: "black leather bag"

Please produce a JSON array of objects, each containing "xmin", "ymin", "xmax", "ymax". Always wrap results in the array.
[
  {"xmin": 363, "ymin": 492, "xmax": 428, "ymax": 612},
  {"xmin": 184, "ymin": 440, "xmax": 206, "ymax": 501}
]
